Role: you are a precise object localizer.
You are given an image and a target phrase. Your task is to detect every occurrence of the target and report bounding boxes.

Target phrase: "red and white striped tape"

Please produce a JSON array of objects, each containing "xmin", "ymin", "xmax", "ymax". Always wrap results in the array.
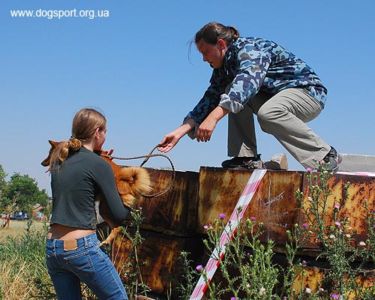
[
  {"xmin": 190, "ymin": 169, "xmax": 267, "ymax": 300},
  {"xmin": 337, "ymin": 171, "xmax": 375, "ymax": 177}
]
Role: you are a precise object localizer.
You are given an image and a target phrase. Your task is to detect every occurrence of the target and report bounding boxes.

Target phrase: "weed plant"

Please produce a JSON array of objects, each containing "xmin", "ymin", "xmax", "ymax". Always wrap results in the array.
[
  {"xmin": 0, "ymin": 210, "xmax": 150, "ymax": 300},
  {"xmin": 178, "ymin": 167, "xmax": 374, "ymax": 299},
  {"xmin": 116, "ymin": 208, "xmax": 151, "ymax": 299},
  {"xmin": 1, "ymin": 167, "xmax": 374, "ymax": 299},
  {"xmin": 0, "ymin": 220, "xmax": 55, "ymax": 299}
]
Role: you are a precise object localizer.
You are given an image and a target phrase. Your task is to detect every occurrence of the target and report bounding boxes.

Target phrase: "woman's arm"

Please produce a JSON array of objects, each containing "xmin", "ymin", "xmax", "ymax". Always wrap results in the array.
[
  {"xmin": 158, "ymin": 118, "xmax": 195, "ymax": 152},
  {"xmin": 94, "ymin": 161, "xmax": 130, "ymax": 223},
  {"xmin": 195, "ymin": 106, "xmax": 229, "ymax": 142}
]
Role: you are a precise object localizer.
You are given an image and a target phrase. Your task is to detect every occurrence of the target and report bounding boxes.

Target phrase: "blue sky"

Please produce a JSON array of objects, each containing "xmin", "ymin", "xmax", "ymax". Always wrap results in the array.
[{"xmin": 1, "ymin": 0, "xmax": 374, "ymax": 195}]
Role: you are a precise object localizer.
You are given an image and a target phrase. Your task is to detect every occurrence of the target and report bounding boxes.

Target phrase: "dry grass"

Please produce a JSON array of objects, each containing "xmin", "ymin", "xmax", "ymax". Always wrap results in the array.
[
  {"xmin": 0, "ymin": 220, "xmax": 54, "ymax": 299},
  {"xmin": 0, "ymin": 220, "xmax": 45, "ymax": 243},
  {"xmin": 0, "ymin": 258, "xmax": 36, "ymax": 300}
]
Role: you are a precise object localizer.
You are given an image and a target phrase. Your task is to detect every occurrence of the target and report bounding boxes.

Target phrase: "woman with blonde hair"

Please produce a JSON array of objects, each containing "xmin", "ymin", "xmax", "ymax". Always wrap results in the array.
[{"xmin": 46, "ymin": 108, "xmax": 128, "ymax": 300}]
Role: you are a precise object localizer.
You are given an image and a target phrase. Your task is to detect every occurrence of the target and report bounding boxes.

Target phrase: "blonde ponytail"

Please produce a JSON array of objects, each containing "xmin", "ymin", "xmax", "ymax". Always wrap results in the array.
[
  {"xmin": 49, "ymin": 138, "xmax": 82, "ymax": 169},
  {"xmin": 48, "ymin": 108, "xmax": 106, "ymax": 170}
]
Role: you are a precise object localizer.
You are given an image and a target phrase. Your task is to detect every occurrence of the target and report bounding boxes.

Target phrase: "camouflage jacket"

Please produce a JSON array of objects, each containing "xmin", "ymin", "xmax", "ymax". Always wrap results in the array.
[{"xmin": 185, "ymin": 37, "xmax": 327, "ymax": 127}]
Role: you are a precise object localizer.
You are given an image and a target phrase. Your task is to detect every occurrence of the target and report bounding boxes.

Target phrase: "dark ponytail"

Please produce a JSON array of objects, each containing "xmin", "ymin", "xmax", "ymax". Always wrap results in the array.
[{"xmin": 195, "ymin": 22, "xmax": 239, "ymax": 45}]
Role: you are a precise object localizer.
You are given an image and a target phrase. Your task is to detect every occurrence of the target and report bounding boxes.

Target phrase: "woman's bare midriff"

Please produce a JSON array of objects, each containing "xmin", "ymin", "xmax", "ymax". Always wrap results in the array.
[{"xmin": 47, "ymin": 223, "xmax": 95, "ymax": 240}]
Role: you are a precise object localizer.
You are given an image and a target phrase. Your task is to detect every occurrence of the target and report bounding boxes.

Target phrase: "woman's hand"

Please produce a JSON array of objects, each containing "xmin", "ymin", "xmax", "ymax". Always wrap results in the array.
[
  {"xmin": 158, "ymin": 120, "xmax": 195, "ymax": 153},
  {"xmin": 196, "ymin": 106, "xmax": 229, "ymax": 142},
  {"xmin": 196, "ymin": 117, "xmax": 217, "ymax": 142},
  {"xmin": 158, "ymin": 133, "xmax": 181, "ymax": 152}
]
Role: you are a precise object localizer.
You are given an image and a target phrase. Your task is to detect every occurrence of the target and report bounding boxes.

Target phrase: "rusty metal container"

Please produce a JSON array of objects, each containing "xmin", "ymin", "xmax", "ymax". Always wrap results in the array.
[
  {"xmin": 291, "ymin": 266, "xmax": 374, "ymax": 299},
  {"xmin": 135, "ymin": 169, "xmax": 199, "ymax": 236},
  {"xmin": 112, "ymin": 167, "xmax": 375, "ymax": 298},
  {"xmin": 205, "ymin": 255, "xmax": 374, "ymax": 299},
  {"xmin": 298, "ymin": 172, "xmax": 375, "ymax": 250},
  {"xmin": 198, "ymin": 167, "xmax": 303, "ymax": 245},
  {"xmin": 112, "ymin": 230, "xmax": 203, "ymax": 294}
]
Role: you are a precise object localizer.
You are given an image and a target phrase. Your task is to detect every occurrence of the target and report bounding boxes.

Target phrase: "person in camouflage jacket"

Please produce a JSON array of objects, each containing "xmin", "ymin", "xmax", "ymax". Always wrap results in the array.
[{"xmin": 159, "ymin": 22, "xmax": 340, "ymax": 171}]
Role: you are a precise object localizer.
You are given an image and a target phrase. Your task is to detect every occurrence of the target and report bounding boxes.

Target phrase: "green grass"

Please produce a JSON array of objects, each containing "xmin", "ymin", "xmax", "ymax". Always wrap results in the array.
[
  {"xmin": 0, "ymin": 220, "xmax": 44, "ymax": 242},
  {"xmin": 0, "ymin": 220, "xmax": 55, "ymax": 300}
]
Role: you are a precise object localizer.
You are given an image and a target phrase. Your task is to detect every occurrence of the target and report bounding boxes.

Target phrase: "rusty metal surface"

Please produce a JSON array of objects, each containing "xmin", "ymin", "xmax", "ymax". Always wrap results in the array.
[
  {"xmin": 198, "ymin": 167, "xmax": 303, "ymax": 244},
  {"xmin": 299, "ymin": 173, "xmax": 375, "ymax": 248},
  {"xmin": 112, "ymin": 167, "xmax": 375, "ymax": 298},
  {"xmin": 112, "ymin": 230, "xmax": 203, "ymax": 294},
  {"xmin": 198, "ymin": 168, "xmax": 375, "ymax": 248},
  {"xmin": 134, "ymin": 169, "xmax": 199, "ymax": 236},
  {"xmin": 292, "ymin": 266, "xmax": 374, "ymax": 299}
]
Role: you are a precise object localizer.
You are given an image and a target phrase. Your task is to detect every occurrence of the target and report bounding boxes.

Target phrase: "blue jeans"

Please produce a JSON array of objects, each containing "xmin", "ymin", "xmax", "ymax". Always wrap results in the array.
[{"xmin": 46, "ymin": 233, "xmax": 128, "ymax": 300}]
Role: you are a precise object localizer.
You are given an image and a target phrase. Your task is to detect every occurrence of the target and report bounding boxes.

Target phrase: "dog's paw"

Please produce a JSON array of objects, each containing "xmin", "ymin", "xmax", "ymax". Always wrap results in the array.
[
  {"xmin": 122, "ymin": 194, "xmax": 137, "ymax": 208},
  {"xmin": 100, "ymin": 240, "xmax": 110, "ymax": 247}
]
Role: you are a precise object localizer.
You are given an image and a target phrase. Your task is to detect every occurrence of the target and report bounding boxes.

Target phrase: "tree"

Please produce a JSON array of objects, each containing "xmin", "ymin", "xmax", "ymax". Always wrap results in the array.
[
  {"xmin": 0, "ymin": 164, "xmax": 6, "ymax": 192},
  {"xmin": 0, "ymin": 164, "xmax": 9, "ymax": 212},
  {"xmin": 2, "ymin": 173, "xmax": 49, "ymax": 213}
]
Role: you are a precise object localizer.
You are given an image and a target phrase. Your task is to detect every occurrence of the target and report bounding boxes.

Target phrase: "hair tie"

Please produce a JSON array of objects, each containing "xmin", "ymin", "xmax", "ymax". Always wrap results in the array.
[{"xmin": 68, "ymin": 137, "xmax": 82, "ymax": 151}]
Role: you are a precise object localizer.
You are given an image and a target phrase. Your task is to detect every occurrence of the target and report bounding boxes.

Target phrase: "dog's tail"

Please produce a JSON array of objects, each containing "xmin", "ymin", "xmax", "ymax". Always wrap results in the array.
[{"xmin": 117, "ymin": 167, "xmax": 152, "ymax": 197}]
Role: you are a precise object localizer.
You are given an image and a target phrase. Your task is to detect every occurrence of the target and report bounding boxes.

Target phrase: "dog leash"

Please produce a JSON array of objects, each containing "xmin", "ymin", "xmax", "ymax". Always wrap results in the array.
[{"xmin": 107, "ymin": 145, "xmax": 176, "ymax": 198}]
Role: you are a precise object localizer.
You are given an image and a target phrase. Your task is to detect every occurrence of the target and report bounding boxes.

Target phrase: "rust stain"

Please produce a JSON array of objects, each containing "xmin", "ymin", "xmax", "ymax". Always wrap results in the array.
[
  {"xmin": 112, "ymin": 232, "xmax": 188, "ymax": 293},
  {"xmin": 292, "ymin": 266, "xmax": 374, "ymax": 299},
  {"xmin": 133, "ymin": 169, "xmax": 199, "ymax": 235},
  {"xmin": 198, "ymin": 167, "xmax": 251, "ymax": 228},
  {"xmin": 292, "ymin": 266, "xmax": 325, "ymax": 293},
  {"xmin": 198, "ymin": 169, "xmax": 374, "ymax": 248},
  {"xmin": 301, "ymin": 173, "xmax": 375, "ymax": 247},
  {"xmin": 198, "ymin": 168, "xmax": 303, "ymax": 244}
]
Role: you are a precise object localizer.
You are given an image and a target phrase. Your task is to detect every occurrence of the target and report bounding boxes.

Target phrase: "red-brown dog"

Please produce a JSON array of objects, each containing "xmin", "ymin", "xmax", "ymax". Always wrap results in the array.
[{"xmin": 41, "ymin": 140, "xmax": 152, "ymax": 245}]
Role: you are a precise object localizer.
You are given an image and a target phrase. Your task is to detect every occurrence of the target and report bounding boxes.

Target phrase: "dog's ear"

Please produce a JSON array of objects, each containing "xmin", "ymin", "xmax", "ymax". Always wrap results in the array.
[
  {"xmin": 41, "ymin": 140, "xmax": 59, "ymax": 167},
  {"xmin": 49, "ymin": 140, "xmax": 59, "ymax": 147}
]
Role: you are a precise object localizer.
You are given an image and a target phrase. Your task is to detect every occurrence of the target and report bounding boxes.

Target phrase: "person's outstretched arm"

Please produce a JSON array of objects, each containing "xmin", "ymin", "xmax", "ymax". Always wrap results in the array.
[
  {"xmin": 158, "ymin": 119, "xmax": 195, "ymax": 152},
  {"xmin": 93, "ymin": 160, "xmax": 130, "ymax": 224},
  {"xmin": 158, "ymin": 69, "xmax": 225, "ymax": 152}
]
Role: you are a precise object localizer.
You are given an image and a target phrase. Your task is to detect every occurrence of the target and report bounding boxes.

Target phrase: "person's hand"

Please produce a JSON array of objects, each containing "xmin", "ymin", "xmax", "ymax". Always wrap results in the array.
[
  {"xmin": 98, "ymin": 149, "xmax": 114, "ymax": 159},
  {"xmin": 103, "ymin": 149, "xmax": 114, "ymax": 156},
  {"xmin": 158, "ymin": 133, "xmax": 180, "ymax": 153},
  {"xmin": 158, "ymin": 122, "xmax": 195, "ymax": 152},
  {"xmin": 195, "ymin": 106, "xmax": 228, "ymax": 142},
  {"xmin": 196, "ymin": 117, "xmax": 217, "ymax": 142}
]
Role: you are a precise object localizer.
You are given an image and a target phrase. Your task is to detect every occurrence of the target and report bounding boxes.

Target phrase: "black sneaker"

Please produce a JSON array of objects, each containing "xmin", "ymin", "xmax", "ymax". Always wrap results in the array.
[
  {"xmin": 322, "ymin": 146, "xmax": 342, "ymax": 172},
  {"xmin": 221, "ymin": 155, "xmax": 263, "ymax": 170}
]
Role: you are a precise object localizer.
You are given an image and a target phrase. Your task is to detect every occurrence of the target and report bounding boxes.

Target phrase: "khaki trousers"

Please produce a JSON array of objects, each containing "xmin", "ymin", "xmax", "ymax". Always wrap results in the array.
[{"xmin": 227, "ymin": 88, "xmax": 330, "ymax": 168}]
